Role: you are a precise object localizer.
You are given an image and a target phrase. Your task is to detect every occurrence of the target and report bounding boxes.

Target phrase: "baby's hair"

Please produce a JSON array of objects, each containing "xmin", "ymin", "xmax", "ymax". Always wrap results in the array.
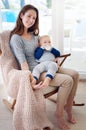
[{"xmin": 38, "ymin": 35, "xmax": 50, "ymax": 43}]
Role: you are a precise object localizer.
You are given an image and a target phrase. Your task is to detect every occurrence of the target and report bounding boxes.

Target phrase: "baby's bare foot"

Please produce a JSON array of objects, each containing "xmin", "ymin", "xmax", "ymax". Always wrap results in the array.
[
  {"xmin": 42, "ymin": 82, "xmax": 49, "ymax": 88},
  {"xmin": 32, "ymin": 81, "xmax": 43, "ymax": 90},
  {"xmin": 42, "ymin": 77, "xmax": 51, "ymax": 88},
  {"xmin": 55, "ymin": 112, "xmax": 70, "ymax": 130},
  {"xmin": 64, "ymin": 106, "xmax": 76, "ymax": 124}
]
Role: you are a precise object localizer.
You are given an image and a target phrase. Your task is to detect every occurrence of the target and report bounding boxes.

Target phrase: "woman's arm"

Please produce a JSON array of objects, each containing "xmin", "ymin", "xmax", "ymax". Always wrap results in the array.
[
  {"xmin": 20, "ymin": 61, "xmax": 29, "ymax": 70},
  {"xmin": 10, "ymin": 35, "xmax": 29, "ymax": 70}
]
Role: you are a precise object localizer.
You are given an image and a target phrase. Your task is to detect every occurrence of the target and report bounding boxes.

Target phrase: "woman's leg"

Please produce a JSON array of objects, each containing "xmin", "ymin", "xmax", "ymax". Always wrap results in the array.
[
  {"xmin": 52, "ymin": 74, "xmax": 73, "ymax": 130},
  {"xmin": 59, "ymin": 67, "xmax": 79, "ymax": 124},
  {"xmin": 59, "ymin": 67, "xmax": 79, "ymax": 98},
  {"xmin": 40, "ymin": 71, "xmax": 73, "ymax": 130}
]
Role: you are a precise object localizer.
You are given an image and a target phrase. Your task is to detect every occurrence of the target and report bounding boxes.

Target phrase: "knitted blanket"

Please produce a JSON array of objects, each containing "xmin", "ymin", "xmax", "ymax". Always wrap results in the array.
[{"xmin": 0, "ymin": 31, "xmax": 54, "ymax": 130}]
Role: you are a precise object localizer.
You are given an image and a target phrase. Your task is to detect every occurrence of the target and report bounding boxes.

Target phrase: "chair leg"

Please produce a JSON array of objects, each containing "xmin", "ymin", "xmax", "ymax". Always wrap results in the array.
[
  {"xmin": 3, "ymin": 98, "xmax": 16, "ymax": 112},
  {"xmin": 11, "ymin": 99, "xmax": 16, "ymax": 110},
  {"xmin": 73, "ymin": 101, "xmax": 85, "ymax": 106},
  {"xmin": 48, "ymin": 96, "xmax": 56, "ymax": 103},
  {"xmin": 48, "ymin": 97, "xmax": 85, "ymax": 106}
]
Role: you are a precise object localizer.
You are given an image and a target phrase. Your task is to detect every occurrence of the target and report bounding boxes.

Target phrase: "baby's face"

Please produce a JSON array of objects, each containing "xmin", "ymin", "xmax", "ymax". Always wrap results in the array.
[{"xmin": 39, "ymin": 36, "xmax": 51, "ymax": 46}]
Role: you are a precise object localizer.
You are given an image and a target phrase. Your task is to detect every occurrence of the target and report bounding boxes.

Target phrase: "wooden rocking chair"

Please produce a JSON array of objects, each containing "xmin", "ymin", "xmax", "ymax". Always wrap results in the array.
[{"xmin": 0, "ymin": 31, "xmax": 84, "ymax": 113}]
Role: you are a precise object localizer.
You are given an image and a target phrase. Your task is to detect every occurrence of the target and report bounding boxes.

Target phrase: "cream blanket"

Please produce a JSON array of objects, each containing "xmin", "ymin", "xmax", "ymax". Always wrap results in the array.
[{"xmin": 0, "ymin": 30, "xmax": 54, "ymax": 130}]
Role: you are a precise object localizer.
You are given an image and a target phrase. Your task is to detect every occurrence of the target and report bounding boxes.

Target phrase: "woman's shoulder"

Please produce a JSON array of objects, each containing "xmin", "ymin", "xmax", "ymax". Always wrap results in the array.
[
  {"xmin": 11, "ymin": 34, "xmax": 21, "ymax": 40},
  {"xmin": 10, "ymin": 34, "xmax": 23, "ymax": 45},
  {"xmin": 10, "ymin": 34, "xmax": 23, "ymax": 48}
]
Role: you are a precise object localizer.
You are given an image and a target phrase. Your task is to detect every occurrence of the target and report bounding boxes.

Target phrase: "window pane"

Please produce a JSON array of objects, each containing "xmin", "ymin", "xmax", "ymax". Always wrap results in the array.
[
  {"xmin": 64, "ymin": 0, "xmax": 86, "ymax": 73},
  {"xmin": 0, "ymin": 0, "xmax": 52, "ymax": 35}
]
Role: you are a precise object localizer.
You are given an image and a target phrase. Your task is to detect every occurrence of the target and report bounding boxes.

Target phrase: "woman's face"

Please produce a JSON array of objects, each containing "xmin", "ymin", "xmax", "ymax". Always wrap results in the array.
[{"xmin": 20, "ymin": 9, "xmax": 37, "ymax": 29}]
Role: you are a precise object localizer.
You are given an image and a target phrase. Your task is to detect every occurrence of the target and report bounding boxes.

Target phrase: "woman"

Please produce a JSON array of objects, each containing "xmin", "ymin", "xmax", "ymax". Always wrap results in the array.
[{"xmin": 10, "ymin": 4, "xmax": 79, "ymax": 130}]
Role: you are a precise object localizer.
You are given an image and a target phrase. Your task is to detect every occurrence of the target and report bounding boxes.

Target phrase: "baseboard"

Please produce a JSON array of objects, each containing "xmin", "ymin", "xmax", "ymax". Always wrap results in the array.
[{"xmin": 79, "ymin": 72, "xmax": 86, "ymax": 81}]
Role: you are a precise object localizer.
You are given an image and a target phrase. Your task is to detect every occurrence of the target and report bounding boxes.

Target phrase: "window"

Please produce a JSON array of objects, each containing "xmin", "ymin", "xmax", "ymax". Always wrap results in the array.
[
  {"xmin": 0, "ymin": 0, "xmax": 52, "ymax": 35},
  {"xmin": 64, "ymin": 0, "xmax": 86, "ymax": 74}
]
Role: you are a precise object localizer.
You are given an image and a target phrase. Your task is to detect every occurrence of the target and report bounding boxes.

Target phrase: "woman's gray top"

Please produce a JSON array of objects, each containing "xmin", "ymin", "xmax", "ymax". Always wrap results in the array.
[{"xmin": 10, "ymin": 34, "xmax": 39, "ymax": 71}]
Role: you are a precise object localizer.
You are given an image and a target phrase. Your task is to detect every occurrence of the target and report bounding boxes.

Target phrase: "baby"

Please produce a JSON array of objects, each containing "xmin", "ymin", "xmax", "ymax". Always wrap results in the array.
[{"xmin": 31, "ymin": 35, "xmax": 61, "ymax": 89}]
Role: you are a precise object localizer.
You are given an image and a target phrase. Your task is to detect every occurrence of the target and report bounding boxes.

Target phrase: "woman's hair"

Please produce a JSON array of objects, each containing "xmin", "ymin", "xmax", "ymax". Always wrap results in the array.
[{"xmin": 10, "ymin": 4, "xmax": 39, "ymax": 38}]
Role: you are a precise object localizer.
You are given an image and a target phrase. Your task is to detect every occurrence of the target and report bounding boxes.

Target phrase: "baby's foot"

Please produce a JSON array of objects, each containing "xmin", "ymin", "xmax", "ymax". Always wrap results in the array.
[
  {"xmin": 55, "ymin": 112, "xmax": 70, "ymax": 130},
  {"xmin": 42, "ymin": 77, "xmax": 51, "ymax": 88},
  {"xmin": 64, "ymin": 106, "xmax": 76, "ymax": 124},
  {"xmin": 32, "ymin": 81, "xmax": 44, "ymax": 90}
]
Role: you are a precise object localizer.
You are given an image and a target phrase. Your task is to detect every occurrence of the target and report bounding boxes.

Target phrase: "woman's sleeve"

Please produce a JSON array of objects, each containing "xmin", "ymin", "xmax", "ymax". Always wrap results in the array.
[{"xmin": 10, "ymin": 35, "xmax": 27, "ymax": 64}]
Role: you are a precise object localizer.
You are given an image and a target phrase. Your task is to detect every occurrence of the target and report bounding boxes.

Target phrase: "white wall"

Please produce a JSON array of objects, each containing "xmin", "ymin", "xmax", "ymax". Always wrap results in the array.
[{"xmin": 52, "ymin": 0, "xmax": 64, "ymax": 53}]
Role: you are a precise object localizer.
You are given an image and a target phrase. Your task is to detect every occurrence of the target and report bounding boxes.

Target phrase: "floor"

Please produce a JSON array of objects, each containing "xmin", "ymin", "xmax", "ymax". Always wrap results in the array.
[{"xmin": 0, "ymin": 79, "xmax": 86, "ymax": 130}]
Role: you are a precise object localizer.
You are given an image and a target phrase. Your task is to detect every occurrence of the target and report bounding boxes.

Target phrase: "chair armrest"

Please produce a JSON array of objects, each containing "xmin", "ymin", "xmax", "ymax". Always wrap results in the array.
[
  {"xmin": 59, "ymin": 53, "xmax": 71, "ymax": 58},
  {"xmin": 58, "ymin": 53, "xmax": 71, "ymax": 66}
]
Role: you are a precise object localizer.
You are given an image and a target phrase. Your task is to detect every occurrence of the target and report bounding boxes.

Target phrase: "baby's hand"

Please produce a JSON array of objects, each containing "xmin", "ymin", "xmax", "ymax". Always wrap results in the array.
[
  {"xmin": 40, "ymin": 45, "xmax": 52, "ymax": 50},
  {"xmin": 44, "ymin": 45, "xmax": 52, "ymax": 50},
  {"xmin": 40, "ymin": 46, "xmax": 45, "ymax": 49},
  {"xmin": 54, "ymin": 58, "xmax": 59, "ymax": 63}
]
